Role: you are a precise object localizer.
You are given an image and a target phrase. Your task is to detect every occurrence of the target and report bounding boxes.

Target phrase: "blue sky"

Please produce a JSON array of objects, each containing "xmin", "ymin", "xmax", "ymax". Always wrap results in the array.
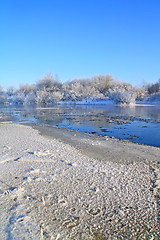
[{"xmin": 0, "ymin": 0, "xmax": 160, "ymax": 89}]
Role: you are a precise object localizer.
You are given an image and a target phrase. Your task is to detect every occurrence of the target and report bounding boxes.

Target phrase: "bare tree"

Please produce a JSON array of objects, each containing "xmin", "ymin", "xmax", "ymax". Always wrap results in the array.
[
  {"xmin": 92, "ymin": 74, "xmax": 114, "ymax": 95},
  {"xmin": 36, "ymin": 73, "xmax": 62, "ymax": 92},
  {"xmin": 19, "ymin": 84, "xmax": 36, "ymax": 94},
  {"xmin": 6, "ymin": 86, "xmax": 15, "ymax": 96}
]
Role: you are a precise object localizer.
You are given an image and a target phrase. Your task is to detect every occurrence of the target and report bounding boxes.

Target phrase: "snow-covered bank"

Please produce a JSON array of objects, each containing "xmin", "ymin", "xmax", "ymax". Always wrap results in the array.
[
  {"xmin": 0, "ymin": 120, "xmax": 160, "ymax": 239},
  {"xmin": 136, "ymin": 93, "xmax": 160, "ymax": 105},
  {"xmin": 1, "ymin": 94, "xmax": 160, "ymax": 106}
]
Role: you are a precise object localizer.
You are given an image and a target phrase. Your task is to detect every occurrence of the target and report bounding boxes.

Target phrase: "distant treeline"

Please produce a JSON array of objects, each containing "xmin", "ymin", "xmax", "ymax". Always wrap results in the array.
[{"xmin": 0, "ymin": 74, "xmax": 160, "ymax": 105}]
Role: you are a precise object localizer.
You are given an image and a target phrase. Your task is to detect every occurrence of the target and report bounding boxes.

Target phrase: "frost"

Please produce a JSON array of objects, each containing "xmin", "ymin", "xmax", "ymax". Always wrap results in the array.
[{"xmin": 1, "ymin": 74, "xmax": 160, "ymax": 106}]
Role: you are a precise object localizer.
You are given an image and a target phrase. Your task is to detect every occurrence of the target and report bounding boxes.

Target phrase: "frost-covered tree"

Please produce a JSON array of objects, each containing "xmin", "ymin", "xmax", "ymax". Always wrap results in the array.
[
  {"xmin": 0, "ymin": 85, "xmax": 6, "ymax": 104},
  {"xmin": 36, "ymin": 73, "xmax": 62, "ymax": 92},
  {"xmin": 108, "ymin": 80, "xmax": 137, "ymax": 104},
  {"xmin": 66, "ymin": 78, "xmax": 102, "ymax": 101},
  {"xmin": 110, "ymin": 91, "xmax": 137, "ymax": 104},
  {"xmin": 134, "ymin": 87, "xmax": 147, "ymax": 100},
  {"xmin": 9, "ymin": 84, "xmax": 36, "ymax": 104},
  {"xmin": 70, "ymin": 78, "xmax": 90, "ymax": 100},
  {"xmin": 92, "ymin": 74, "xmax": 113, "ymax": 95},
  {"xmin": 6, "ymin": 86, "xmax": 15, "ymax": 96},
  {"xmin": 33, "ymin": 73, "xmax": 63, "ymax": 104},
  {"xmin": 3, "ymin": 72, "xmax": 148, "ymax": 105},
  {"xmin": 19, "ymin": 83, "xmax": 36, "ymax": 94}
]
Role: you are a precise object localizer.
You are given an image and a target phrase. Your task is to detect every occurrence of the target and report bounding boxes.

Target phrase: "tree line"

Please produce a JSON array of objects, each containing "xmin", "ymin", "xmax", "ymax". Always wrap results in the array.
[{"xmin": 0, "ymin": 74, "xmax": 160, "ymax": 105}]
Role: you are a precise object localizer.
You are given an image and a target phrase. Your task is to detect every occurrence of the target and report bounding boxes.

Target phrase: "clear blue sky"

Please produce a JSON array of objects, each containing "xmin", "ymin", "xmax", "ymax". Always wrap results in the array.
[{"xmin": 0, "ymin": 0, "xmax": 160, "ymax": 89}]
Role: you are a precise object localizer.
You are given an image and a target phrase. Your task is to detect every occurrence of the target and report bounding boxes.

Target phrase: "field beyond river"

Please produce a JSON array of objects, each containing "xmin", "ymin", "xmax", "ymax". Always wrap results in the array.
[{"xmin": 0, "ymin": 113, "xmax": 160, "ymax": 239}]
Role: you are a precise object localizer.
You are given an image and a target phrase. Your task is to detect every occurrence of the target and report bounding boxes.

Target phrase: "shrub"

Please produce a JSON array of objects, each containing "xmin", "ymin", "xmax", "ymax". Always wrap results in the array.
[{"xmin": 110, "ymin": 91, "xmax": 137, "ymax": 104}]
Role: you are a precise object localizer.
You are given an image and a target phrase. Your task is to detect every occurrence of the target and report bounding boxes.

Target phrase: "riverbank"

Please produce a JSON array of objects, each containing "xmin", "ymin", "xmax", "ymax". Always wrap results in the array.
[{"xmin": 0, "ymin": 116, "xmax": 160, "ymax": 239}]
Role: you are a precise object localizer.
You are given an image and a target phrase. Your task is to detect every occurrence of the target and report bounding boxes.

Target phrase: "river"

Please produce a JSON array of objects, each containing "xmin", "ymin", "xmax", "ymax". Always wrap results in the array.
[{"xmin": 1, "ymin": 104, "xmax": 160, "ymax": 147}]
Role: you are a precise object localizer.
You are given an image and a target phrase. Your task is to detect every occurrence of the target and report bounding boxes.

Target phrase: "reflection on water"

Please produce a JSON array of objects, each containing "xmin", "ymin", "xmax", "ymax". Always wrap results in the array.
[{"xmin": 1, "ymin": 104, "xmax": 160, "ymax": 147}]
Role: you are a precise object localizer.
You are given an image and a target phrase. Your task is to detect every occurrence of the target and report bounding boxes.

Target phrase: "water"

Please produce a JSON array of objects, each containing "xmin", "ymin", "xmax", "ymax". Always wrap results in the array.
[{"xmin": 1, "ymin": 104, "xmax": 160, "ymax": 147}]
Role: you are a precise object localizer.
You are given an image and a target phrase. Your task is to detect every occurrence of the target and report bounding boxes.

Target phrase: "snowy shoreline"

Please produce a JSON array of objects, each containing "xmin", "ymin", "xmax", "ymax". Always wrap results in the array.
[{"xmin": 0, "ymin": 117, "xmax": 160, "ymax": 239}]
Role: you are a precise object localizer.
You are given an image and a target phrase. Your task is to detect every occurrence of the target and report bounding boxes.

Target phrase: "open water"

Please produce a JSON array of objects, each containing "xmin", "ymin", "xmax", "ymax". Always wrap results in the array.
[{"xmin": 1, "ymin": 104, "xmax": 160, "ymax": 147}]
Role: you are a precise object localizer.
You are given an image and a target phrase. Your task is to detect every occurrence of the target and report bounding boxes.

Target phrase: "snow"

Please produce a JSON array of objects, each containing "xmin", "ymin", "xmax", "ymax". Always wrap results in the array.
[{"xmin": 0, "ymin": 121, "xmax": 159, "ymax": 239}]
